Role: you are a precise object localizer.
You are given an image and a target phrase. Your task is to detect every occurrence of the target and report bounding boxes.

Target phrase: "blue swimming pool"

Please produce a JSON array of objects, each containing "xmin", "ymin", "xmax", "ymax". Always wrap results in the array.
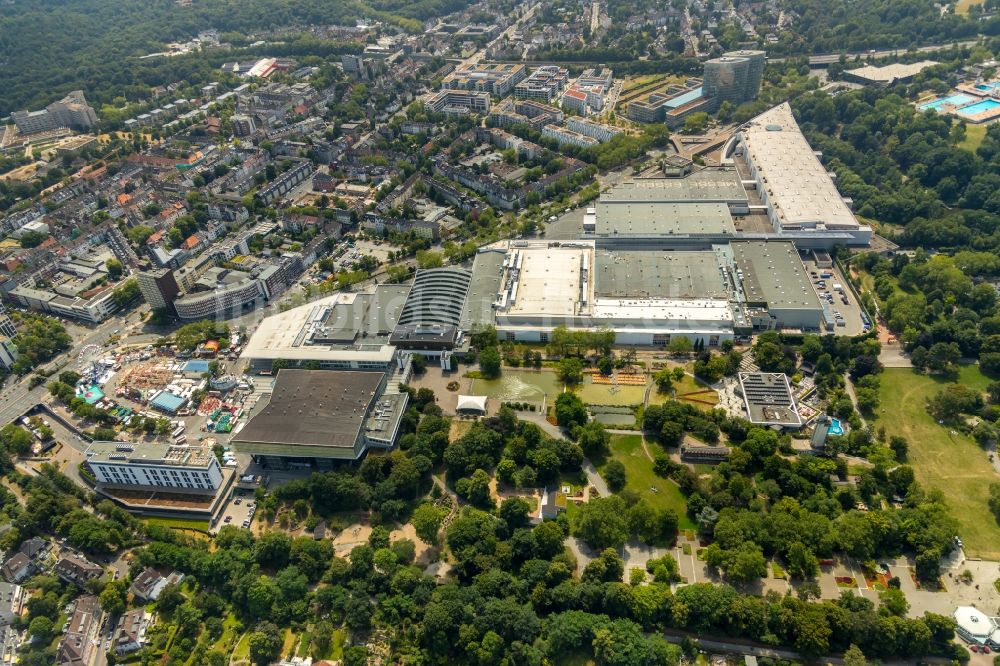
[
  {"xmin": 919, "ymin": 93, "xmax": 974, "ymax": 111},
  {"xmin": 828, "ymin": 418, "xmax": 844, "ymax": 436},
  {"xmin": 959, "ymin": 99, "xmax": 1000, "ymax": 116},
  {"xmin": 976, "ymin": 82, "xmax": 1000, "ymax": 91}
]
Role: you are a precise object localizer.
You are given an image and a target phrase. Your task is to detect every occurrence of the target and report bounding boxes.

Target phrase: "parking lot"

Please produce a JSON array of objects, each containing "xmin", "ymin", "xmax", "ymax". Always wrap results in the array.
[
  {"xmin": 214, "ymin": 495, "xmax": 257, "ymax": 533},
  {"xmin": 801, "ymin": 257, "xmax": 869, "ymax": 336}
]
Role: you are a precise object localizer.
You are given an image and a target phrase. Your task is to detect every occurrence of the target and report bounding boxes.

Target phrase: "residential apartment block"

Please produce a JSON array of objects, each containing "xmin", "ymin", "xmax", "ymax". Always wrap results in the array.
[
  {"xmin": 514, "ymin": 66, "xmax": 569, "ymax": 103},
  {"xmin": 442, "ymin": 63, "xmax": 526, "ymax": 97},
  {"xmin": 427, "ymin": 90, "xmax": 491, "ymax": 116}
]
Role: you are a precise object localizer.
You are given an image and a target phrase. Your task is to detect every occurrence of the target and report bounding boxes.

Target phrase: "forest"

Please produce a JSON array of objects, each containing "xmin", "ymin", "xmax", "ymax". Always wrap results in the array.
[
  {"xmin": 0, "ymin": 0, "xmax": 472, "ymax": 114},
  {"xmin": 769, "ymin": 0, "xmax": 983, "ymax": 54}
]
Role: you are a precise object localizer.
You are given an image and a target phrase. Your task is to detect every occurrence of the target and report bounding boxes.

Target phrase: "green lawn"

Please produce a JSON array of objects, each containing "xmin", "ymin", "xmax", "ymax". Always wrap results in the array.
[
  {"xmin": 145, "ymin": 517, "xmax": 210, "ymax": 532},
  {"xmin": 650, "ymin": 372, "xmax": 719, "ymax": 410},
  {"xmin": 959, "ymin": 123, "xmax": 988, "ymax": 152},
  {"xmin": 232, "ymin": 632, "xmax": 251, "ymax": 662},
  {"xmin": 877, "ymin": 366, "xmax": 1000, "ymax": 558},
  {"xmin": 601, "ymin": 434, "xmax": 695, "ymax": 529},
  {"xmin": 208, "ymin": 613, "xmax": 240, "ymax": 652},
  {"xmin": 329, "ymin": 628, "xmax": 346, "ymax": 661}
]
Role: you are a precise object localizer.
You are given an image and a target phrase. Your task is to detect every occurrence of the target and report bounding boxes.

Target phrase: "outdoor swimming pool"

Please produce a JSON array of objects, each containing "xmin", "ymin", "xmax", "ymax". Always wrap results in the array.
[
  {"xmin": 919, "ymin": 93, "xmax": 974, "ymax": 111},
  {"xmin": 959, "ymin": 99, "xmax": 1000, "ymax": 116},
  {"xmin": 975, "ymin": 82, "xmax": 1000, "ymax": 91},
  {"xmin": 828, "ymin": 417, "xmax": 844, "ymax": 436}
]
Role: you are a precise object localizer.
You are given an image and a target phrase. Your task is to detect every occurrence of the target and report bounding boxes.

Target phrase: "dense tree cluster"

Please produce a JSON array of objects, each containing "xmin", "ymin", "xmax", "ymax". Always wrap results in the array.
[
  {"xmin": 0, "ymin": 0, "xmax": 476, "ymax": 114},
  {"xmin": 767, "ymin": 0, "xmax": 981, "ymax": 55},
  {"xmin": 8, "ymin": 313, "xmax": 71, "ymax": 375}
]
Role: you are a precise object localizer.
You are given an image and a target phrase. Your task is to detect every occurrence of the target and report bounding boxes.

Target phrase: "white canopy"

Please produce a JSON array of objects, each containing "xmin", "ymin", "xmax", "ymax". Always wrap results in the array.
[{"xmin": 456, "ymin": 395, "xmax": 488, "ymax": 413}]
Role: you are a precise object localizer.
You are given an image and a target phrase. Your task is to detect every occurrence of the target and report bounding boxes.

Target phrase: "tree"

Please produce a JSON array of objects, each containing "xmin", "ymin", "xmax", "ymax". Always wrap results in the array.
[
  {"xmin": 879, "ymin": 587, "xmax": 909, "ymax": 617},
  {"xmin": 667, "ymin": 336, "xmax": 692, "ymax": 355},
  {"xmin": 27, "ymin": 616, "xmax": 53, "ymax": 642},
  {"xmin": 499, "ymin": 496, "xmax": 532, "ymax": 530},
  {"xmin": 479, "ymin": 346, "xmax": 502, "ymax": 379},
  {"xmin": 786, "ymin": 542, "xmax": 819, "ymax": 579},
  {"xmin": 0, "ymin": 424, "xmax": 33, "ymax": 455},
  {"xmin": 416, "ymin": 250, "xmax": 443, "ymax": 268},
  {"xmin": 577, "ymin": 421, "xmax": 610, "ymax": 458},
  {"xmin": 19, "ymin": 231, "xmax": 48, "ymax": 248},
  {"xmin": 99, "ymin": 581, "xmax": 127, "ymax": 615},
  {"xmin": 575, "ymin": 496, "xmax": 629, "ymax": 550},
  {"xmin": 248, "ymin": 624, "xmax": 282, "ymax": 666},
  {"xmin": 682, "ymin": 112, "xmax": 710, "ymax": 134},
  {"xmin": 311, "ymin": 620, "xmax": 333, "ymax": 657},
  {"xmin": 653, "ymin": 369, "xmax": 674, "ymax": 393},
  {"xmin": 156, "ymin": 583, "xmax": 183, "ymax": 614},
  {"xmin": 843, "ymin": 644, "xmax": 868, "ymax": 666},
  {"xmin": 555, "ymin": 392, "xmax": 588, "ymax": 430},
  {"xmin": 105, "ymin": 258, "xmax": 124, "ymax": 279},
  {"xmin": 889, "ymin": 435, "xmax": 909, "ymax": 461},
  {"xmin": 456, "ymin": 469, "xmax": 493, "ymax": 508},
  {"xmin": 411, "ymin": 503, "xmax": 444, "ymax": 545},
  {"xmin": 604, "ymin": 460, "xmax": 626, "ymax": 492},
  {"xmin": 557, "ymin": 357, "xmax": 585, "ymax": 384}
]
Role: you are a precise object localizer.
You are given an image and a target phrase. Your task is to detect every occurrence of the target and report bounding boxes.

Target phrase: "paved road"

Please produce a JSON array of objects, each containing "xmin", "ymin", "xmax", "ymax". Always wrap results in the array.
[
  {"xmin": 0, "ymin": 307, "xmax": 149, "ymax": 428},
  {"xmin": 879, "ymin": 343, "xmax": 912, "ymax": 368}
]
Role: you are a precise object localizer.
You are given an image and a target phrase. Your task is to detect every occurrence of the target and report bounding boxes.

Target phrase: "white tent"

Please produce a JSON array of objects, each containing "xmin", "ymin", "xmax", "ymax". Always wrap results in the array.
[{"xmin": 456, "ymin": 395, "xmax": 488, "ymax": 413}]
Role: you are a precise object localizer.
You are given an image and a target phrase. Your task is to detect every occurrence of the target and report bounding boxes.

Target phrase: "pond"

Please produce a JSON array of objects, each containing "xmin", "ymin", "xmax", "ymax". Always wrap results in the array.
[
  {"xmin": 593, "ymin": 412, "xmax": 637, "ymax": 426},
  {"xmin": 470, "ymin": 369, "xmax": 564, "ymax": 402},
  {"xmin": 470, "ymin": 369, "xmax": 651, "ymax": 407}
]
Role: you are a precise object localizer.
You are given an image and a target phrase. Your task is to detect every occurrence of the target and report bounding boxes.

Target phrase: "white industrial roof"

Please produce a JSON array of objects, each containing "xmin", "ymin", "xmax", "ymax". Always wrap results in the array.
[
  {"xmin": 954, "ymin": 606, "xmax": 999, "ymax": 643},
  {"xmin": 240, "ymin": 291, "xmax": 396, "ymax": 363},
  {"xmin": 507, "ymin": 246, "xmax": 587, "ymax": 317},
  {"xmin": 740, "ymin": 103, "xmax": 860, "ymax": 231},
  {"xmin": 591, "ymin": 298, "xmax": 733, "ymax": 324},
  {"xmin": 847, "ymin": 60, "xmax": 939, "ymax": 83}
]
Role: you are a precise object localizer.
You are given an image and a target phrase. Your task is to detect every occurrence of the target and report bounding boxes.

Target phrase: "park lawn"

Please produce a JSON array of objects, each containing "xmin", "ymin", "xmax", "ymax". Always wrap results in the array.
[
  {"xmin": 145, "ymin": 517, "xmax": 209, "ymax": 532},
  {"xmin": 448, "ymin": 420, "xmax": 473, "ymax": 442},
  {"xmin": 329, "ymin": 628, "xmax": 347, "ymax": 661},
  {"xmin": 281, "ymin": 629, "xmax": 298, "ymax": 657},
  {"xmin": 959, "ymin": 123, "xmax": 988, "ymax": 152},
  {"xmin": 651, "ymin": 372, "xmax": 719, "ymax": 410},
  {"xmin": 232, "ymin": 632, "xmax": 252, "ymax": 661},
  {"xmin": 877, "ymin": 366, "xmax": 1000, "ymax": 558},
  {"xmin": 603, "ymin": 435, "xmax": 695, "ymax": 530},
  {"xmin": 297, "ymin": 631, "xmax": 312, "ymax": 657},
  {"xmin": 208, "ymin": 613, "xmax": 240, "ymax": 654}
]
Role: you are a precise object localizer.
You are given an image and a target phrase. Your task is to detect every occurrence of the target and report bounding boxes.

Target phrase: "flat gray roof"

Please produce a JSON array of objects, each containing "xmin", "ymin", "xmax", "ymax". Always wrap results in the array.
[
  {"xmin": 316, "ymin": 284, "xmax": 409, "ymax": 342},
  {"xmin": 594, "ymin": 201, "xmax": 736, "ymax": 236},
  {"xmin": 461, "ymin": 250, "xmax": 505, "ymax": 330},
  {"xmin": 235, "ymin": 369, "xmax": 380, "ymax": 450},
  {"xmin": 601, "ymin": 169, "xmax": 747, "ymax": 204},
  {"xmin": 739, "ymin": 371, "xmax": 801, "ymax": 426},
  {"xmin": 731, "ymin": 241, "xmax": 822, "ymax": 310},
  {"xmin": 594, "ymin": 250, "xmax": 728, "ymax": 299}
]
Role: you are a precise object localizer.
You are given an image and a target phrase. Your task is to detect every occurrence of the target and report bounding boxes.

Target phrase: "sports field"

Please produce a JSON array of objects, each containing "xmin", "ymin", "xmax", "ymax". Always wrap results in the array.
[{"xmin": 877, "ymin": 366, "xmax": 1000, "ymax": 558}]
